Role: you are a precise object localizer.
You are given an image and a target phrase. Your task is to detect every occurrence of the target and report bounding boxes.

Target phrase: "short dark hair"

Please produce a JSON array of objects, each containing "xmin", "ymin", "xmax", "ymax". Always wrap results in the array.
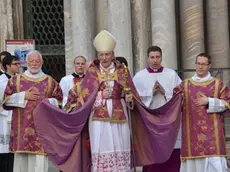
[
  {"xmin": 2, "ymin": 55, "xmax": 19, "ymax": 71},
  {"xmin": 196, "ymin": 53, "xmax": 211, "ymax": 64},
  {"xmin": 116, "ymin": 56, "xmax": 128, "ymax": 67},
  {"xmin": 147, "ymin": 46, "xmax": 162, "ymax": 56},
  {"xmin": 0, "ymin": 51, "xmax": 11, "ymax": 62}
]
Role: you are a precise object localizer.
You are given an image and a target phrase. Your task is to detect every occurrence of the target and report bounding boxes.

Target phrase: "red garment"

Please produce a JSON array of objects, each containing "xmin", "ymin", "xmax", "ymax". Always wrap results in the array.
[{"xmin": 73, "ymin": 77, "xmax": 83, "ymax": 84}]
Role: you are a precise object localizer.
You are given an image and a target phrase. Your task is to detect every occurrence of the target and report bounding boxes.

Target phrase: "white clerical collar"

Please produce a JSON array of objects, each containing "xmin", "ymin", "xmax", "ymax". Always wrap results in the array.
[
  {"xmin": 24, "ymin": 70, "xmax": 45, "ymax": 79},
  {"xmin": 100, "ymin": 62, "xmax": 115, "ymax": 72},
  {"xmin": 74, "ymin": 72, "xmax": 84, "ymax": 78},
  {"xmin": 192, "ymin": 72, "xmax": 213, "ymax": 83}
]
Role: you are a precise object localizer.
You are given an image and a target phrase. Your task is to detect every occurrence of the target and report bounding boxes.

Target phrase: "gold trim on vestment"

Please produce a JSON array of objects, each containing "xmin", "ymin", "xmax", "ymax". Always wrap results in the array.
[
  {"xmin": 222, "ymin": 100, "xmax": 230, "ymax": 110},
  {"xmin": 16, "ymin": 75, "xmax": 21, "ymax": 150},
  {"xmin": 95, "ymin": 67, "xmax": 118, "ymax": 84},
  {"xmin": 219, "ymin": 82, "xmax": 230, "ymax": 109},
  {"xmin": 2, "ymin": 96, "xmax": 10, "ymax": 104},
  {"xmin": 92, "ymin": 118, "xmax": 128, "ymax": 123},
  {"xmin": 181, "ymin": 154, "xmax": 227, "ymax": 161},
  {"xmin": 220, "ymin": 85, "xmax": 227, "ymax": 94},
  {"xmin": 2, "ymin": 79, "xmax": 15, "ymax": 104},
  {"xmin": 188, "ymin": 78, "xmax": 216, "ymax": 86},
  {"xmin": 9, "ymin": 150, "xmax": 46, "ymax": 155},
  {"xmin": 66, "ymin": 83, "xmax": 84, "ymax": 112},
  {"xmin": 9, "ymin": 78, "xmax": 13, "ymax": 85},
  {"xmin": 66, "ymin": 104, "xmax": 76, "ymax": 113},
  {"xmin": 76, "ymin": 82, "xmax": 84, "ymax": 105},
  {"xmin": 184, "ymin": 79, "xmax": 191, "ymax": 156},
  {"xmin": 46, "ymin": 76, "xmax": 52, "ymax": 98},
  {"xmin": 22, "ymin": 73, "xmax": 48, "ymax": 82},
  {"xmin": 213, "ymin": 79, "xmax": 220, "ymax": 155}
]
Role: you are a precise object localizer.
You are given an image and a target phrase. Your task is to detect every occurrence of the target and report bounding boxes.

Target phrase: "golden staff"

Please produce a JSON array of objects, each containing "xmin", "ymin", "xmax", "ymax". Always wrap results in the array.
[{"xmin": 123, "ymin": 64, "xmax": 136, "ymax": 172}]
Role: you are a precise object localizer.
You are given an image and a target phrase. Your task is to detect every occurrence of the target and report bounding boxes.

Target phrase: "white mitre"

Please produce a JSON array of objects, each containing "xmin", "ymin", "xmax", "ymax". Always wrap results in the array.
[{"xmin": 93, "ymin": 30, "xmax": 116, "ymax": 52}]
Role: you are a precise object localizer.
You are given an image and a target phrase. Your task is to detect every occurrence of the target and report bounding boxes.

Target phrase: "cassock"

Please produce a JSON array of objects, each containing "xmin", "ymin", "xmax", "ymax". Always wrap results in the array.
[
  {"xmin": 2, "ymin": 70, "xmax": 63, "ymax": 172},
  {"xmin": 33, "ymin": 60, "xmax": 183, "ymax": 172},
  {"xmin": 133, "ymin": 66, "xmax": 182, "ymax": 172},
  {"xmin": 59, "ymin": 73, "xmax": 84, "ymax": 108},
  {"xmin": 175, "ymin": 72, "xmax": 230, "ymax": 172},
  {"xmin": 0, "ymin": 73, "xmax": 14, "ymax": 172}
]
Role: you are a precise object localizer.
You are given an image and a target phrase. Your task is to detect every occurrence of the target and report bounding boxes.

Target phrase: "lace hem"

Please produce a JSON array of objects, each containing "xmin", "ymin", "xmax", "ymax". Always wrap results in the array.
[
  {"xmin": 92, "ymin": 151, "xmax": 130, "ymax": 172},
  {"xmin": 0, "ymin": 134, "xmax": 10, "ymax": 145}
]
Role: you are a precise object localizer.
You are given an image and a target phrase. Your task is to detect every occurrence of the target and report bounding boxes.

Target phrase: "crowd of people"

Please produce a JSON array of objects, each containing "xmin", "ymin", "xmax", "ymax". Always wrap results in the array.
[{"xmin": 0, "ymin": 30, "xmax": 229, "ymax": 172}]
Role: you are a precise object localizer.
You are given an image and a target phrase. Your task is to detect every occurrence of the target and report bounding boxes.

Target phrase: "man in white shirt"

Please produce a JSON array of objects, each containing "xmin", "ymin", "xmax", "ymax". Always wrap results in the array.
[
  {"xmin": 133, "ymin": 46, "xmax": 182, "ymax": 172},
  {"xmin": 0, "ymin": 54, "xmax": 20, "ymax": 172},
  {"xmin": 59, "ymin": 56, "xmax": 86, "ymax": 108}
]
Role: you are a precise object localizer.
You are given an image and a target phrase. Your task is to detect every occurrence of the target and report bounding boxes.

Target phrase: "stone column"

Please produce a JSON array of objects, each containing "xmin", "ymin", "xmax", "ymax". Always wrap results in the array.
[
  {"xmin": 12, "ymin": 0, "xmax": 24, "ymax": 39},
  {"xmin": 95, "ymin": 0, "xmax": 108, "ymax": 33},
  {"xmin": 65, "ymin": 0, "xmax": 95, "ymax": 74},
  {"xmin": 106, "ymin": 0, "xmax": 133, "ymax": 74},
  {"xmin": 206, "ymin": 0, "xmax": 230, "ymax": 146},
  {"xmin": 151, "ymin": 0, "xmax": 178, "ymax": 69},
  {"xmin": 63, "ymin": 0, "xmax": 73, "ymax": 74},
  {"xmin": 71, "ymin": 0, "xmax": 95, "ymax": 59},
  {"xmin": 0, "ymin": 0, "xmax": 14, "ymax": 51},
  {"xmin": 131, "ymin": 0, "xmax": 151, "ymax": 73},
  {"xmin": 180, "ymin": 0, "xmax": 205, "ymax": 78},
  {"xmin": 206, "ymin": 0, "xmax": 230, "ymax": 84}
]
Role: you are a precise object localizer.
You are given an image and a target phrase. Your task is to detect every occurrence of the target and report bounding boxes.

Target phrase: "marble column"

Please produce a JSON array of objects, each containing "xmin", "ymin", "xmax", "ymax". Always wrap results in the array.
[
  {"xmin": 95, "ymin": 0, "xmax": 108, "ymax": 33},
  {"xmin": 206, "ymin": 0, "xmax": 230, "ymax": 84},
  {"xmin": 151, "ymin": 0, "xmax": 178, "ymax": 69},
  {"xmin": 65, "ymin": 0, "xmax": 95, "ymax": 75},
  {"xmin": 106, "ymin": 0, "xmax": 134, "ymax": 74},
  {"xmin": 12, "ymin": 0, "xmax": 24, "ymax": 39},
  {"xmin": 206, "ymin": 0, "xmax": 230, "ymax": 142},
  {"xmin": 64, "ymin": 0, "xmax": 73, "ymax": 75},
  {"xmin": 180, "ymin": 0, "xmax": 205, "ymax": 78},
  {"xmin": 131, "ymin": 0, "xmax": 151, "ymax": 73},
  {"xmin": 0, "ymin": 0, "xmax": 14, "ymax": 51}
]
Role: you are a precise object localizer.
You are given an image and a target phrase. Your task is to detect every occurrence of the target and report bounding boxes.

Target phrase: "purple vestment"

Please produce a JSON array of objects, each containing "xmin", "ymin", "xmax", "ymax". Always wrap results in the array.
[
  {"xmin": 3, "ymin": 74, "xmax": 63, "ymax": 155},
  {"xmin": 33, "ymin": 60, "xmax": 183, "ymax": 171}
]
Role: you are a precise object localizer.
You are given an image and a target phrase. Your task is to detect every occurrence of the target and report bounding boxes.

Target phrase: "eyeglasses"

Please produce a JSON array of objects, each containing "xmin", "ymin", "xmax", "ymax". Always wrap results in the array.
[
  {"xmin": 195, "ymin": 62, "xmax": 210, "ymax": 67},
  {"xmin": 11, "ymin": 63, "xmax": 20, "ymax": 66}
]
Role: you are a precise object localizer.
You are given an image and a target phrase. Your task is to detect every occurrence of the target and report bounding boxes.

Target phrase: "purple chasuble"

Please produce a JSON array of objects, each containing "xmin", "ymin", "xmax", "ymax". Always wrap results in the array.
[
  {"xmin": 3, "ymin": 74, "xmax": 63, "ymax": 155},
  {"xmin": 175, "ymin": 78, "xmax": 230, "ymax": 160},
  {"xmin": 33, "ymin": 60, "xmax": 183, "ymax": 172}
]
